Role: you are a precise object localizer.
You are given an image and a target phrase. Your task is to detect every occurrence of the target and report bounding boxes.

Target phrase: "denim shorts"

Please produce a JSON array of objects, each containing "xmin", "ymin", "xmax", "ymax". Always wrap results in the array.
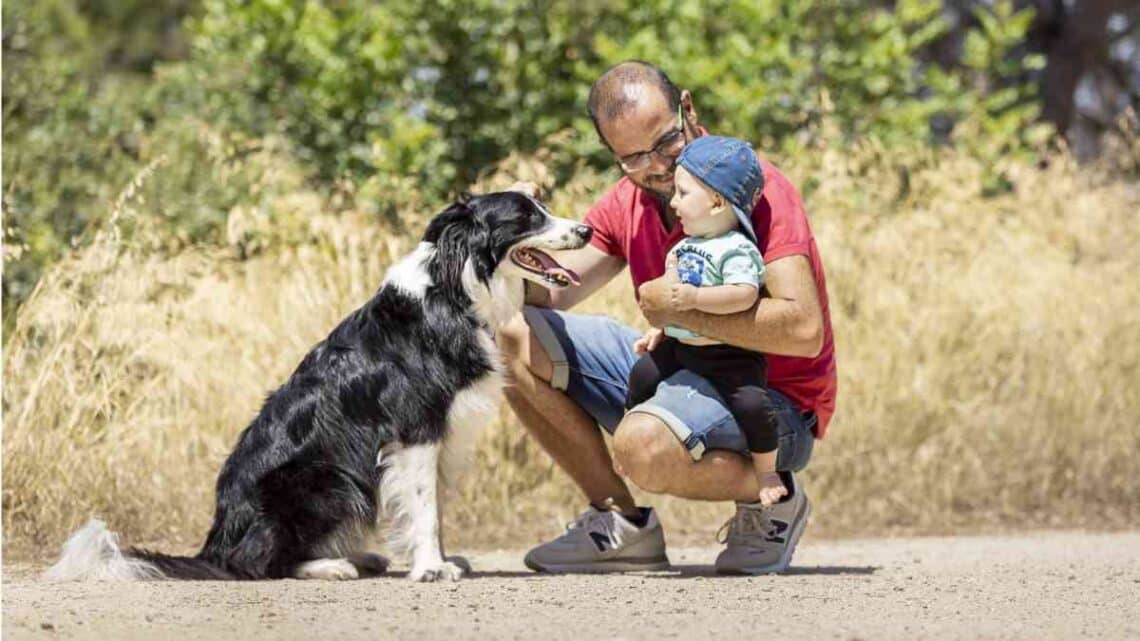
[{"xmin": 523, "ymin": 307, "xmax": 815, "ymax": 471}]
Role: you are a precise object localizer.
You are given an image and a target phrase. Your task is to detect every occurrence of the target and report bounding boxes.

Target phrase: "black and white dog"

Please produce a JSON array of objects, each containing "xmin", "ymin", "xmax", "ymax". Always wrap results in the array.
[{"xmin": 47, "ymin": 191, "xmax": 590, "ymax": 582}]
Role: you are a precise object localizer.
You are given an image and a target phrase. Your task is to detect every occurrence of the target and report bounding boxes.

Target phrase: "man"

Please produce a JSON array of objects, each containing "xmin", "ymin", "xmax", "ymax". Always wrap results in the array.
[{"xmin": 499, "ymin": 61, "xmax": 836, "ymax": 574}]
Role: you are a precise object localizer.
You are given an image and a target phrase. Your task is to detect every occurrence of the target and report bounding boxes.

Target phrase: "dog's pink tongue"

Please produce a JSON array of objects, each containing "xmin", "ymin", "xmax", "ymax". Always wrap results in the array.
[
  {"xmin": 531, "ymin": 250, "xmax": 582, "ymax": 286},
  {"xmin": 546, "ymin": 266, "xmax": 581, "ymax": 286}
]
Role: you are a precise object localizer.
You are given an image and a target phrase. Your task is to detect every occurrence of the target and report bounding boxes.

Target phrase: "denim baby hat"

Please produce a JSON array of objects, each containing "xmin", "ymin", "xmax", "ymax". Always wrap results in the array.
[{"xmin": 676, "ymin": 136, "xmax": 764, "ymax": 244}]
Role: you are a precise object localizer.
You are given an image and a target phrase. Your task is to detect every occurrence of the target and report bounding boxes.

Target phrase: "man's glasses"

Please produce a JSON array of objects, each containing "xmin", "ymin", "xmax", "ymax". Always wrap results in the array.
[{"xmin": 617, "ymin": 105, "xmax": 687, "ymax": 173}]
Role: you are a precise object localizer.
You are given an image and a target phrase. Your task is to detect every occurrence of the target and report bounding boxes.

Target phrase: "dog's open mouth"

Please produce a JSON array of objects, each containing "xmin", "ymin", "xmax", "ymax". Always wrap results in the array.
[{"xmin": 511, "ymin": 247, "xmax": 581, "ymax": 287}]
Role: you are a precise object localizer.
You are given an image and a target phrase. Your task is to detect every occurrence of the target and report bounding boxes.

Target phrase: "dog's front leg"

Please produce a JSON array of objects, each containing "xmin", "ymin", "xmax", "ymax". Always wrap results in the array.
[{"xmin": 383, "ymin": 443, "xmax": 465, "ymax": 582}]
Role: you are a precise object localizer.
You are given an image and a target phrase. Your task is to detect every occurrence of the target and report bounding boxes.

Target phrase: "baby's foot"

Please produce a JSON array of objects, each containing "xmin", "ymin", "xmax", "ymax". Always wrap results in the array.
[{"xmin": 756, "ymin": 472, "xmax": 789, "ymax": 506}]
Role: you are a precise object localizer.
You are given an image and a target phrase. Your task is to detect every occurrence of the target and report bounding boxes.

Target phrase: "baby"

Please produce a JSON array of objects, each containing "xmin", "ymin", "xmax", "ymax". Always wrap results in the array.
[{"xmin": 625, "ymin": 135, "xmax": 786, "ymax": 506}]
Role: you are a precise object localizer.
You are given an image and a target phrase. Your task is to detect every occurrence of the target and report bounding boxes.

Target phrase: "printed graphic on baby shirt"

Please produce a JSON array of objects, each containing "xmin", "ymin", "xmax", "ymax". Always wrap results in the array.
[{"xmin": 676, "ymin": 251, "xmax": 706, "ymax": 286}]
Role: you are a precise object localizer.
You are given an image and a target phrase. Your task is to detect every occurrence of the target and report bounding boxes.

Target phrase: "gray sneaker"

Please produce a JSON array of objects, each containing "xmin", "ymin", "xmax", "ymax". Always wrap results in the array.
[
  {"xmin": 715, "ymin": 474, "xmax": 812, "ymax": 575},
  {"xmin": 524, "ymin": 506, "xmax": 670, "ymax": 573}
]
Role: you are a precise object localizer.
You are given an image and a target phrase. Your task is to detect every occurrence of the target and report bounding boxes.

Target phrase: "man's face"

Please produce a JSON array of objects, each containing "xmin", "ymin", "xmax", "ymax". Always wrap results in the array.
[{"xmin": 598, "ymin": 85, "xmax": 693, "ymax": 199}]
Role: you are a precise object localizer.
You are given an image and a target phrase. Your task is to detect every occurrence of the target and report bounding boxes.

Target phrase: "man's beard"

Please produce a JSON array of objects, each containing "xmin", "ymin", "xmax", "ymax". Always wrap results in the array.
[
  {"xmin": 630, "ymin": 178, "xmax": 675, "ymax": 221},
  {"xmin": 631, "ymin": 169, "xmax": 675, "ymax": 200}
]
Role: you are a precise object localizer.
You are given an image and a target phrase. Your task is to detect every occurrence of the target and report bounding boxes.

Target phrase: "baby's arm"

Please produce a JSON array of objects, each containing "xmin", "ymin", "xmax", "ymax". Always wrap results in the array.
[
  {"xmin": 689, "ymin": 284, "xmax": 759, "ymax": 315},
  {"xmin": 669, "ymin": 241, "xmax": 763, "ymax": 315}
]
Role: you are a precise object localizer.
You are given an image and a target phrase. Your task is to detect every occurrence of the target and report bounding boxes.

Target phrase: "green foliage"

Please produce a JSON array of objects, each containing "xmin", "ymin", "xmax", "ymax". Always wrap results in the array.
[
  {"xmin": 188, "ymin": 2, "xmax": 416, "ymax": 178},
  {"xmin": 2, "ymin": 1, "xmax": 304, "ymax": 318},
  {"xmin": 183, "ymin": 0, "xmax": 1047, "ymax": 187},
  {"xmin": 950, "ymin": 1, "xmax": 1053, "ymax": 192},
  {"xmin": 185, "ymin": 0, "xmax": 621, "ymax": 191},
  {"xmin": 590, "ymin": 0, "xmax": 956, "ymax": 151},
  {"xmin": 3, "ymin": 1, "xmax": 138, "ymax": 306},
  {"xmin": 4, "ymin": 0, "xmax": 1053, "ymax": 322}
]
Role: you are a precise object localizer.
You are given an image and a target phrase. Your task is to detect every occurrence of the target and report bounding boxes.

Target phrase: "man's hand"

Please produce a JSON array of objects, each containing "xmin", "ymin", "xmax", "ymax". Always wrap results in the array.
[
  {"xmin": 638, "ymin": 255, "xmax": 698, "ymax": 327},
  {"xmin": 507, "ymin": 181, "xmax": 541, "ymax": 198},
  {"xmin": 632, "ymin": 328, "xmax": 666, "ymax": 354}
]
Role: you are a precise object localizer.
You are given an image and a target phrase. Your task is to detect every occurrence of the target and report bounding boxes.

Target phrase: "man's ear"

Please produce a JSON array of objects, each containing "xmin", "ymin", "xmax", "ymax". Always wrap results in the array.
[{"xmin": 680, "ymin": 89, "xmax": 698, "ymax": 129}]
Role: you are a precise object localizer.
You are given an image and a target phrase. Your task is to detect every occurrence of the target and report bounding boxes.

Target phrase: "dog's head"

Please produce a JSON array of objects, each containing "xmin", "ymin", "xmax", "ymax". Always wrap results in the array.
[{"xmin": 422, "ymin": 191, "xmax": 592, "ymax": 293}]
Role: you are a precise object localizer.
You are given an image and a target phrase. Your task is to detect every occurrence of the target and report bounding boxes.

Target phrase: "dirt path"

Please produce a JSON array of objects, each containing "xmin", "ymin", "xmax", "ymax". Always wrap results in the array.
[{"xmin": 4, "ymin": 532, "xmax": 1138, "ymax": 641}]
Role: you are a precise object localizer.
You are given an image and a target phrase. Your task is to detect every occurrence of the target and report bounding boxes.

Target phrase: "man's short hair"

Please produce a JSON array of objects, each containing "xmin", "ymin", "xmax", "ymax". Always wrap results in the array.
[{"xmin": 587, "ymin": 61, "xmax": 682, "ymax": 148}]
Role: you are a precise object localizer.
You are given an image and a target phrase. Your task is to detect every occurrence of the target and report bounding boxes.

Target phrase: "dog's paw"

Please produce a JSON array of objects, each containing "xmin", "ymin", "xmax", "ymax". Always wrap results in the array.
[
  {"xmin": 294, "ymin": 558, "xmax": 360, "ymax": 580},
  {"xmin": 348, "ymin": 552, "xmax": 390, "ymax": 577},
  {"xmin": 409, "ymin": 560, "xmax": 465, "ymax": 582},
  {"xmin": 445, "ymin": 555, "xmax": 473, "ymax": 574}
]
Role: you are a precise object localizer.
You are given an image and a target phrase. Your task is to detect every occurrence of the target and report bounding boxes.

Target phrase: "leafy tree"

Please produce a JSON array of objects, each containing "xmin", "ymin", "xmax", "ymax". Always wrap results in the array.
[{"xmin": 3, "ymin": 0, "xmax": 1062, "ymax": 321}]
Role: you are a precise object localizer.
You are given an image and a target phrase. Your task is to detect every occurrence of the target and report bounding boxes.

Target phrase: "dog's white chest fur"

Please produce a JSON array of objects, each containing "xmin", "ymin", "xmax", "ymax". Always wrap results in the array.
[{"xmin": 439, "ymin": 332, "xmax": 503, "ymax": 485}]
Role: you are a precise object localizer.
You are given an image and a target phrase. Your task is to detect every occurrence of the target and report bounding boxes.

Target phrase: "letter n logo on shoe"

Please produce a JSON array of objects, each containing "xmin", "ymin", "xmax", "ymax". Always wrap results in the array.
[
  {"xmin": 589, "ymin": 532, "xmax": 612, "ymax": 551},
  {"xmin": 765, "ymin": 520, "xmax": 789, "ymax": 544}
]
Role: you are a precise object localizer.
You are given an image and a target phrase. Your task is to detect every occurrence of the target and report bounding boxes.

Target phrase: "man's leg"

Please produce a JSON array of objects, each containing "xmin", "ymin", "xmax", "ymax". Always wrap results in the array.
[
  {"xmin": 619, "ymin": 372, "xmax": 816, "ymax": 575},
  {"xmin": 499, "ymin": 309, "xmax": 669, "ymax": 573},
  {"xmin": 611, "ymin": 412, "xmax": 764, "ymax": 502},
  {"xmin": 497, "ymin": 313, "xmax": 637, "ymax": 513}
]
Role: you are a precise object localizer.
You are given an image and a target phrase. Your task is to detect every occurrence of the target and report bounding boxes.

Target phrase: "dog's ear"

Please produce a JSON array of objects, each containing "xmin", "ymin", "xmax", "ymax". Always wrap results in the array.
[
  {"xmin": 423, "ymin": 199, "xmax": 486, "ymax": 290},
  {"xmin": 422, "ymin": 200, "xmax": 473, "ymax": 245},
  {"xmin": 467, "ymin": 216, "xmax": 497, "ymax": 284}
]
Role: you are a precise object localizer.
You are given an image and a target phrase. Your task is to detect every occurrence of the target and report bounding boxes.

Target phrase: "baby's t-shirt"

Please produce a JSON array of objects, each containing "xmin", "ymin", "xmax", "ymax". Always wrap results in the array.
[{"xmin": 666, "ymin": 230, "xmax": 765, "ymax": 340}]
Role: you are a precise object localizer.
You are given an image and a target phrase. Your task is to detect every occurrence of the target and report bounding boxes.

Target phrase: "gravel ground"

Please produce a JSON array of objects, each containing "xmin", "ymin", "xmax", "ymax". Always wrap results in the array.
[{"xmin": 4, "ymin": 532, "xmax": 1139, "ymax": 641}]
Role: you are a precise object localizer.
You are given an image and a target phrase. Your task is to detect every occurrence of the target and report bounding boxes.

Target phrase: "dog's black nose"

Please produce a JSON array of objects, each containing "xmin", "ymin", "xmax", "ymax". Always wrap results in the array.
[{"xmin": 573, "ymin": 225, "xmax": 593, "ymax": 241}]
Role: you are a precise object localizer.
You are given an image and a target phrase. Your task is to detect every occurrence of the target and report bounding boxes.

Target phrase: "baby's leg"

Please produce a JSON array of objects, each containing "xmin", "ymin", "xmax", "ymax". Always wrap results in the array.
[
  {"xmin": 748, "ymin": 450, "xmax": 786, "ymax": 506},
  {"xmin": 717, "ymin": 382, "xmax": 787, "ymax": 506},
  {"xmin": 625, "ymin": 339, "xmax": 681, "ymax": 410}
]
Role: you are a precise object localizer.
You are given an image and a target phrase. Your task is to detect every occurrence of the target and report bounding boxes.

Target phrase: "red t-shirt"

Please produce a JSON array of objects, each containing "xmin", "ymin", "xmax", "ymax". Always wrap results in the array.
[{"xmin": 584, "ymin": 162, "xmax": 837, "ymax": 438}]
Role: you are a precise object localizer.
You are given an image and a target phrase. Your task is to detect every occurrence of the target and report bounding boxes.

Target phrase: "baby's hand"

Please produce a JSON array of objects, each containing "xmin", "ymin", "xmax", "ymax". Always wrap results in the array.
[
  {"xmin": 669, "ymin": 282, "xmax": 699, "ymax": 311},
  {"xmin": 633, "ymin": 328, "xmax": 666, "ymax": 354},
  {"xmin": 663, "ymin": 252, "xmax": 699, "ymax": 311}
]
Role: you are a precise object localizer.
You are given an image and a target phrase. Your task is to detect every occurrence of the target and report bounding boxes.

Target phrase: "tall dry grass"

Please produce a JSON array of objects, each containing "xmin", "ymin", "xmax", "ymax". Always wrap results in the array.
[{"xmin": 3, "ymin": 143, "xmax": 1138, "ymax": 559}]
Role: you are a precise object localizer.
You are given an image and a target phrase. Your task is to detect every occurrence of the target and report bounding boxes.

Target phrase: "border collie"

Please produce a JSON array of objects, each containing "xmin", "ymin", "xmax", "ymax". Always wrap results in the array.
[{"xmin": 46, "ymin": 191, "xmax": 591, "ymax": 582}]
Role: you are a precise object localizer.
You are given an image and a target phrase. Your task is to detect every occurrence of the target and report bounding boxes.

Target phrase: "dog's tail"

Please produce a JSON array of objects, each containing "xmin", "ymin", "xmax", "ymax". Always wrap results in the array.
[{"xmin": 44, "ymin": 519, "xmax": 235, "ymax": 581}]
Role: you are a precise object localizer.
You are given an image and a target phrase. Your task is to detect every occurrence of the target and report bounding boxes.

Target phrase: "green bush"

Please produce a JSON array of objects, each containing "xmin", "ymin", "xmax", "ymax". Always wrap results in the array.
[
  {"xmin": 2, "ymin": 1, "xmax": 305, "ymax": 321},
  {"xmin": 3, "ymin": 0, "xmax": 1051, "ymax": 322},
  {"xmin": 186, "ymin": 0, "xmax": 1047, "ymax": 176}
]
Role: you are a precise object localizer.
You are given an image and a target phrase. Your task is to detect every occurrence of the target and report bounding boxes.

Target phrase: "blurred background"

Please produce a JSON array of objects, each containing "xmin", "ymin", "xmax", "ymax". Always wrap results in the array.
[{"xmin": 3, "ymin": 1, "xmax": 1138, "ymax": 557}]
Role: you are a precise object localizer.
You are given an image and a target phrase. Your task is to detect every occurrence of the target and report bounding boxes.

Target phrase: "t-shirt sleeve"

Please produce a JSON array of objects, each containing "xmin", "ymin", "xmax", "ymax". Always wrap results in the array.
[
  {"xmin": 757, "ymin": 163, "xmax": 813, "ymax": 263},
  {"xmin": 720, "ymin": 243, "xmax": 765, "ymax": 287},
  {"xmin": 582, "ymin": 185, "xmax": 624, "ymax": 258}
]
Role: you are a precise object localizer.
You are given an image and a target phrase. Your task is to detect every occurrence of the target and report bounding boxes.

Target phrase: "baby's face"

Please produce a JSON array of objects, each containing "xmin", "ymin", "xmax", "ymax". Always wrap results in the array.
[{"xmin": 670, "ymin": 166, "xmax": 738, "ymax": 238}]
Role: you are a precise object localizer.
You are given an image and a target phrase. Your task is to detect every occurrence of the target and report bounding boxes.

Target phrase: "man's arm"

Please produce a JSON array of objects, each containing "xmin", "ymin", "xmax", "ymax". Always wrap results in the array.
[
  {"xmin": 689, "ymin": 284, "xmax": 760, "ymax": 315},
  {"xmin": 637, "ymin": 254, "xmax": 823, "ymax": 358},
  {"xmin": 525, "ymin": 244, "xmax": 626, "ymax": 310}
]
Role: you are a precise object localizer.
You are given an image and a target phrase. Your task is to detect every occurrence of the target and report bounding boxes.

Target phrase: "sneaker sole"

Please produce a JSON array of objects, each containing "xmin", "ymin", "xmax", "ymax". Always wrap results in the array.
[
  {"xmin": 717, "ymin": 498, "xmax": 812, "ymax": 576},
  {"xmin": 524, "ymin": 555, "xmax": 671, "ymax": 574}
]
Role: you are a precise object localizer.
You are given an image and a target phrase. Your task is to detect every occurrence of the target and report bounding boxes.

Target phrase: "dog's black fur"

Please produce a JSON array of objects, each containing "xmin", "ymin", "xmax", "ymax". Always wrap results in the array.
[{"xmin": 65, "ymin": 192, "xmax": 590, "ymax": 580}]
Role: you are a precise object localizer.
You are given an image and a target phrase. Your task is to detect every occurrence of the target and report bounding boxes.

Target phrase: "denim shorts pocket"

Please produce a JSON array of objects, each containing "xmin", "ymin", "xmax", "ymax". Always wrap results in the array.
[{"xmin": 780, "ymin": 412, "xmax": 816, "ymax": 472}]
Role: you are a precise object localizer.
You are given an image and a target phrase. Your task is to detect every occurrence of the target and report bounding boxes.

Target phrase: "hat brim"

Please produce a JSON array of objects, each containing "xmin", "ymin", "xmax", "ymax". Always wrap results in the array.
[{"xmin": 732, "ymin": 204, "xmax": 758, "ymax": 245}]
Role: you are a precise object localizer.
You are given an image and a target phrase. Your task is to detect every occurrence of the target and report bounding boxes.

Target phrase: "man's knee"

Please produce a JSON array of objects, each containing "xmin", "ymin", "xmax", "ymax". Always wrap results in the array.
[{"xmin": 612, "ymin": 414, "xmax": 685, "ymax": 493}]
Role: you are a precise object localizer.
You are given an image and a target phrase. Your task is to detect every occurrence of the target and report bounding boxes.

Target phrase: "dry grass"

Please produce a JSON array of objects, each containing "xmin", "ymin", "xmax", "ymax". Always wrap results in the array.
[{"xmin": 3, "ymin": 142, "xmax": 1138, "ymax": 560}]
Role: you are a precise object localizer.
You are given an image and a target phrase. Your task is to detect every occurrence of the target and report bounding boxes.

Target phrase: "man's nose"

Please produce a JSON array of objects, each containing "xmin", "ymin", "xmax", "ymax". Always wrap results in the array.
[{"xmin": 649, "ymin": 152, "xmax": 677, "ymax": 175}]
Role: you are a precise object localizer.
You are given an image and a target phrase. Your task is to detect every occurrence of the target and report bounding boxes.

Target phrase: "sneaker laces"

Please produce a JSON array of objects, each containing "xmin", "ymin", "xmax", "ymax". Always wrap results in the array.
[
  {"xmin": 716, "ymin": 505, "xmax": 776, "ymax": 545},
  {"xmin": 564, "ymin": 503, "xmax": 625, "ymax": 548}
]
